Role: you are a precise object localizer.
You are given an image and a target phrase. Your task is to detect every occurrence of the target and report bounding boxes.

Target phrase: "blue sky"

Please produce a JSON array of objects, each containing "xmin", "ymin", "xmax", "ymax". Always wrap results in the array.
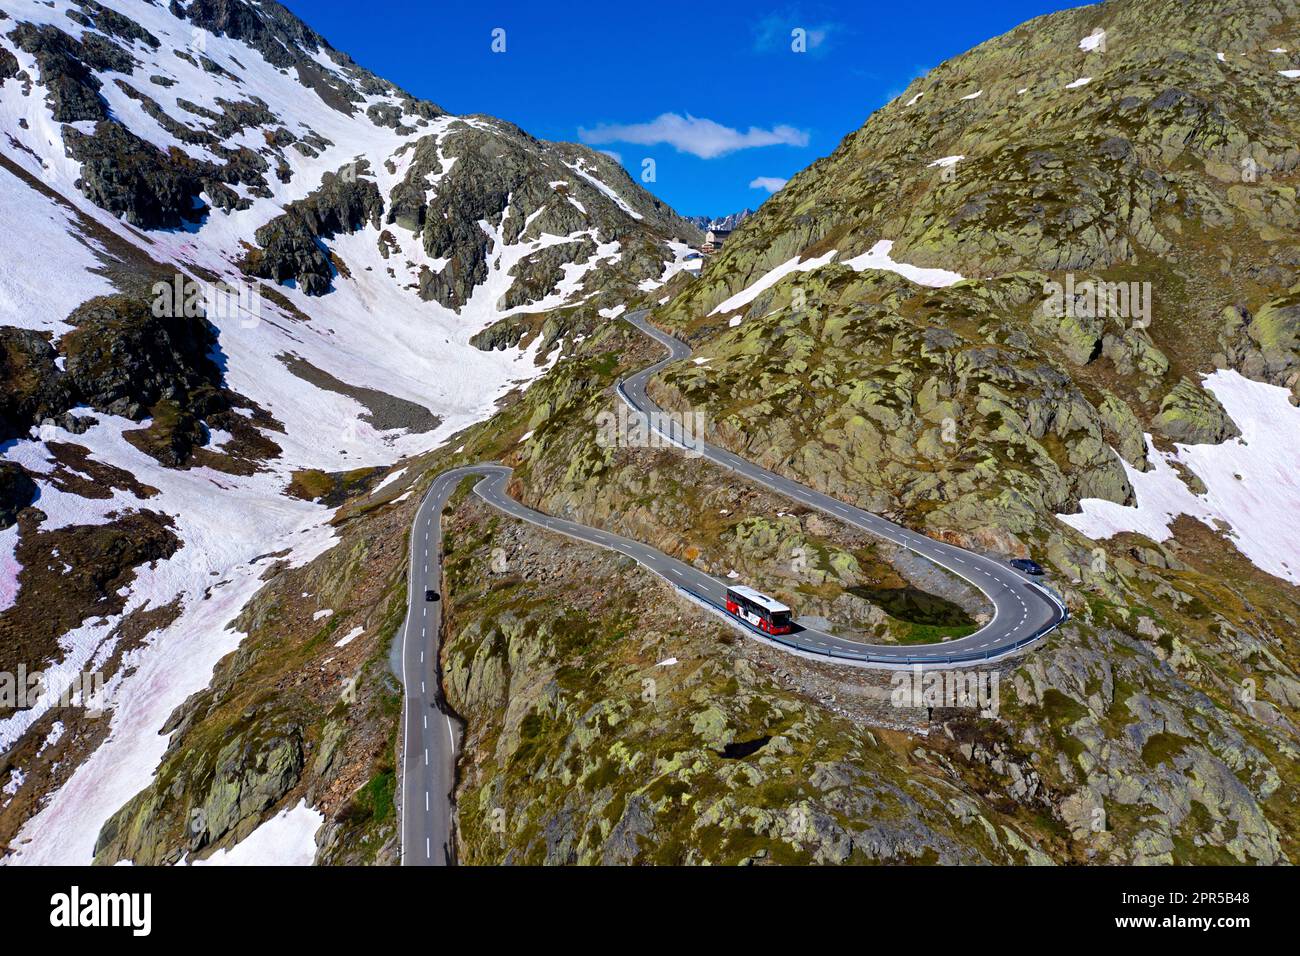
[{"xmin": 284, "ymin": 1, "xmax": 1088, "ymax": 217}]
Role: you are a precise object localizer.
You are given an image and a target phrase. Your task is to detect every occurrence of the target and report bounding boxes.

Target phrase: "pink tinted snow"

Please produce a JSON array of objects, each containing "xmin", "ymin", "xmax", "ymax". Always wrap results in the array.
[{"xmin": 0, "ymin": 528, "xmax": 20, "ymax": 613}]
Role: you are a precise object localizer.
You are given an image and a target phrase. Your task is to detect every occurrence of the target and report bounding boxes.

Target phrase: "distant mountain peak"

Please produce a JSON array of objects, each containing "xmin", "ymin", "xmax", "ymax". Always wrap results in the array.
[{"xmin": 686, "ymin": 208, "xmax": 754, "ymax": 233}]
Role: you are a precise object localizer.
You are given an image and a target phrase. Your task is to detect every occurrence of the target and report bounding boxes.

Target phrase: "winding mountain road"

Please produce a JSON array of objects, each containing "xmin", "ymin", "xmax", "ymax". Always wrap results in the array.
[
  {"xmin": 399, "ymin": 309, "xmax": 1067, "ymax": 865},
  {"xmin": 617, "ymin": 311, "xmax": 1067, "ymax": 663}
]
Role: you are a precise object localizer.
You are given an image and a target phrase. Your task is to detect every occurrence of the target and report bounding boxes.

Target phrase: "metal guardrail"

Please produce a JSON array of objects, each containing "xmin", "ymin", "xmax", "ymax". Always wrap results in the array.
[{"xmin": 679, "ymin": 582, "xmax": 1068, "ymax": 668}]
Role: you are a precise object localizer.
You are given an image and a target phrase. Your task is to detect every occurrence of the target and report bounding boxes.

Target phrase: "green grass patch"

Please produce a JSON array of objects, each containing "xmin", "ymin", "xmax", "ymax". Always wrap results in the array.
[{"xmin": 1140, "ymin": 732, "xmax": 1192, "ymax": 769}]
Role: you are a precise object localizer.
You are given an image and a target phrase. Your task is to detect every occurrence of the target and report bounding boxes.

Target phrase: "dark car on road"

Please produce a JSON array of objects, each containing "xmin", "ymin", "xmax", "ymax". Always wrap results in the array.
[
  {"xmin": 425, "ymin": 589, "xmax": 439, "ymax": 601},
  {"xmin": 1010, "ymin": 558, "xmax": 1044, "ymax": 575}
]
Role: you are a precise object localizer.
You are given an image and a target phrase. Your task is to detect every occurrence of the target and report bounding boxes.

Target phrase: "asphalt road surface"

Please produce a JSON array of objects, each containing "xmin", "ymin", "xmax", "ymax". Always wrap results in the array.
[
  {"xmin": 399, "ymin": 310, "xmax": 1067, "ymax": 864},
  {"xmin": 616, "ymin": 309, "xmax": 1067, "ymax": 664},
  {"xmin": 398, "ymin": 465, "xmax": 496, "ymax": 867}
]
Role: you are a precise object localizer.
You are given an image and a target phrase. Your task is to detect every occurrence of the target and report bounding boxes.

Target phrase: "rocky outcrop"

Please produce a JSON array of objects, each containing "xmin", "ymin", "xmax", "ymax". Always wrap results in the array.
[
  {"xmin": 441, "ymin": 504, "xmax": 1028, "ymax": 865},
  {"xmin": 1003, "ymin": 631, "xmax": 1285, "ymax": 864},
  {"xmin": 0, "ymin": 294, "xmax": 246, "ymax": 469},
  {"xmin": 0, "ymin": 45, "xmax": 20, "ymax": 82},
  {"xmin": 500, "ymin": 239, "xmax": 597, "ymax": 310},
  {"xmin": 244, "ymin": 164, "xmax": 383, "ymax": 295},
  {"xmin": 414, "ymin": 127, "xmax": 572, "ymax": 309},
  {"xmin": 0, "ymin": 327, "xmax": 68, "ymax": 443},
  {"xmin": 1034, "ymin": 300, "xmax": 1105, "ymax": 366},
  {"xmin": 62, "ymin": 94, "xmax": 280, "ymax": 225},
  {"xmin": 61, "ymin": 295, "xmax": 225, "ymax": 420},
  {"xmin": 197, "ymin": 727, "xmax": 305, "ymax": 848},
  {"xmin": 1096, "ymin": 390, "xmax": 1151, "ymax": 471},
  {"xmin": 1246, "ymin": 295, "xmax": 1300, "ymax": 376},
  {"xmin": 71, "ymin": 1, "xmax": 161, "ymax": 49},
  {"xmin": 387, "ymin": 123, "xmax": 698, "ymax": 311},
  {"xmin": 1231, "ymin": 292, "xmax": 1300, "ymax": 401},
  {"xmin": 7, "ymin": 22, "xmax": 116, "ymax": 122},
  {"xmin": 0, "ymin": 462, "xmax": 37, "ymax": 529},
  {"xmin": 173, "ymin": 0, "xmax": 331, "ymax": 70},
  {"xmin": 63, "ymin": 121, "xmax": 214, "ymax": 229},
  {"xmin": 469, "ymin": 314, "xmax": 532, "ymax": 352},
  {"xmin": 93, "ymin": 720, "xmax": 305, "ymax": 865},
  {"xmin": 1152, "ymin": 378, "xmax": 1240, "ymax": 445}
]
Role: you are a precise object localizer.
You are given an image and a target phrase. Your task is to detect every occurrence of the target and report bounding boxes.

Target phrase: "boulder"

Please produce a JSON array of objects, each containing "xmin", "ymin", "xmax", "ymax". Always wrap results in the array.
[
  {"xmin": 1152, "ymin": 378, "xmax": 1240, "ymax": 445},
  {"xmin": 0, "ymin": 461, "xmax": 37, "ymax": 529}
]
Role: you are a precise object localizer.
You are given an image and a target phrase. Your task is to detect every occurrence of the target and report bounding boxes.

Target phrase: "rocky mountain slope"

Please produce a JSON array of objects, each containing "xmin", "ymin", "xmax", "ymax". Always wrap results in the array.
[
  {"xmin": 415, "ymin": 0, "xmax": 1299, "ymax": 864},
  {"xmin": 653, "ymin": 0, "xmax": 1300, "ymax": 573},
  {"xmin": 5, "ymin": 0, "xmax": 1299, "ymax": 868},
  {"xmin": 596, "ymin": 0, "xmax": 1299, "ymax": 862},
  {"xmin": 0, "ymin": 0, "xmax": 698, "ymax": 863}
]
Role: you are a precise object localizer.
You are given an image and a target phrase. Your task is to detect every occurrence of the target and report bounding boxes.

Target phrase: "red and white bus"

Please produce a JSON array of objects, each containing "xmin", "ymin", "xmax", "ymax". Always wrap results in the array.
[{"xmin": 725, "ymin": 585, "xmax": 793, "ymax": 635}]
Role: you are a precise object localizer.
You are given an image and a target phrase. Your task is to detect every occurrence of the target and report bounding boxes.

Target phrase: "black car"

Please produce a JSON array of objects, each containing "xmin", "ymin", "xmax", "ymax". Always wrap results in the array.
[
  {"xmin": 424, "ymin": 589, "xmax": 440, "ymax": 601},
  {"xmin": 1010, "ymin": 558, "xmax": 1044, "ymax": 575}
]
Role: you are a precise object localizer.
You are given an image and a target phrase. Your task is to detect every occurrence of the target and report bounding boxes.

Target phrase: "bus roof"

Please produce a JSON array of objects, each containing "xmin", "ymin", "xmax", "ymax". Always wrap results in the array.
[{"xmin": 727, "ymin": 585, "xmax": 791, "ymax": 614}]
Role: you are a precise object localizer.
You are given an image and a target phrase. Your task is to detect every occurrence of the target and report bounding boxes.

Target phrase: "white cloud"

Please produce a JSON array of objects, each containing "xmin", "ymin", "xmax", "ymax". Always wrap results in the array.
[
  {"xmin": 749, "ymin": 176, "xmax": 788, "ymax": 193},
  {"xmin": 578, "ymin": 113, "xmax": 809, "ymax": 160},
  {"xmin": 597, "ymin": 149, "xmax": 622, "ymax": 164}
]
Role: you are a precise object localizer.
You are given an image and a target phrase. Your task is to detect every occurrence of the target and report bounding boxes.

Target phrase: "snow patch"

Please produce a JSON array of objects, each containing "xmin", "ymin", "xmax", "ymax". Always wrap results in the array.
[
  {"xmin": 841, "ymin": 240, "xmax": 966, "ymax": 287},
  {"xmin": 564, "ymin": 158, "xmax": 643, "ymax": 221},
  {"xmin": 37, "ymin": 721, "xmax": 64, "ymax": 756},
  {"xmin": 709, "ymin": 250, "xmax": 839, "ymax": 315},
  {"xmin": 335, "ymin": 626, "xmax": 363, "ymax": 648},
  {"xmin": 190, "ymin": 800, "xmax": 323, "ymax": 866},
  {"xmin": 0, "ymin": 526, "xmax": 19, "ymax": 613},
  {"xmin": 3, "ymin": 768, "xmax": 24, "ymax": 800},
  {"xmin": 710, "ymin": 240, "xmax": 964, "ymax": 317},
  {"xmin": 637, "ymin": 240, "xmax": 698, "ymax": 292},
  {"xmin": 372, "ymin": 468, "xmax": 407, "ymax": 496},
  {"xmin": 1059, "ymin": 371, "xmax": 1300, "ymax": 585},
  {"xmin": 1079, "ymin": 30, "xmax": 1106, "ymax": 52},
  {"xmin": 0, "ymin": 167, "xmax": 117, "ymax": 336}
]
